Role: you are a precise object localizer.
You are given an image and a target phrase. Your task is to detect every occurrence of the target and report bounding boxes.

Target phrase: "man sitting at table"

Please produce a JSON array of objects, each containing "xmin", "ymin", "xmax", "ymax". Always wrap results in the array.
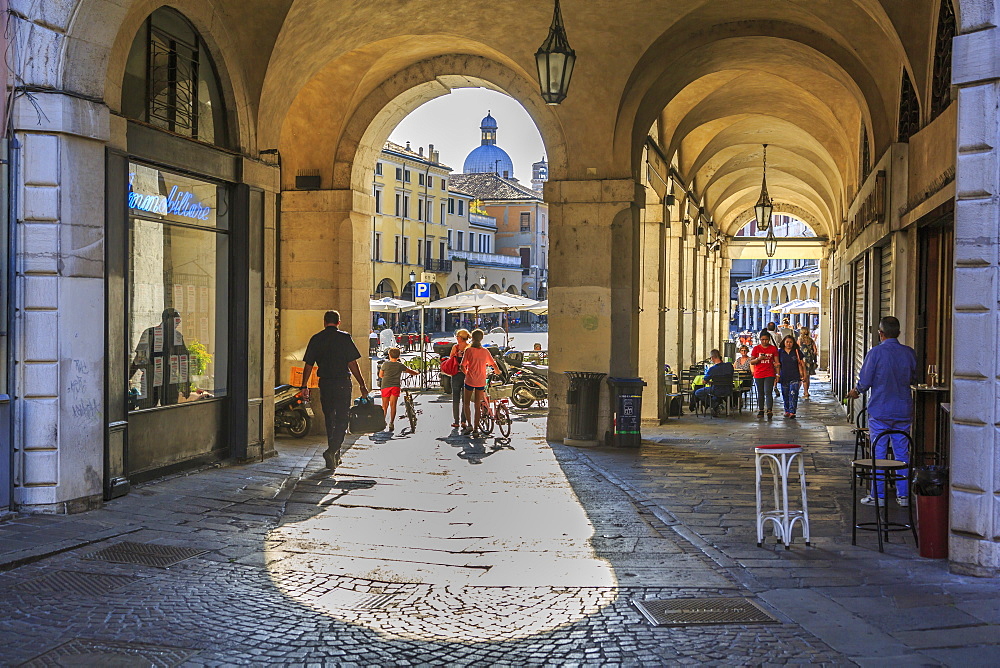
[{"xmin": 691, "ymin": 349, "xmax": 735, "ymax": 417}]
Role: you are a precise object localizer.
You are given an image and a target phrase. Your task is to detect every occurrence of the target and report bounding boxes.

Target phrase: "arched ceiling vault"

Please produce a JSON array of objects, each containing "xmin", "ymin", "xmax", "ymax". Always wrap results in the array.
[{"xmin": 617, "ymin": 1, "xmax": 919, "ymax": 242}]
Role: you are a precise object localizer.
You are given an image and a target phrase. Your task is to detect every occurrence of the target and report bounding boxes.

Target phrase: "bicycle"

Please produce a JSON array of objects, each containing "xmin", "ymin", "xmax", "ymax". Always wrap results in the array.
[
  {"xmin": 477, "ymin": 375, "xmax": 513, "ymax": 438},
  {"xmin": 401, "ymin": 387, "xmax": 419, "ymax": 435}
]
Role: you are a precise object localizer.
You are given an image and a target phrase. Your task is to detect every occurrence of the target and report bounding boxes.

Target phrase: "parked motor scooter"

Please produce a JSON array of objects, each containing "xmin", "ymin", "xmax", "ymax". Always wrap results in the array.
[
  {"xmin": 503, "ymin": 350, "xmax": 548, "ymax": 408},
  {"xmin": 274, "ymin": 384, "xmax": 312, "ymax": 438}
]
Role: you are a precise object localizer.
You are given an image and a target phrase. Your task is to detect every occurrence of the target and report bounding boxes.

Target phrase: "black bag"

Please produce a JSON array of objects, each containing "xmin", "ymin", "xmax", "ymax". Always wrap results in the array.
[{"xmin": 348, "ymin": 397, "xmax": 385, "ymax": 434}]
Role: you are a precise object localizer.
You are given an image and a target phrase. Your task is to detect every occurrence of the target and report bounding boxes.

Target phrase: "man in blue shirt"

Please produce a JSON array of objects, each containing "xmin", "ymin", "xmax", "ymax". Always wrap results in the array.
[
  {"xmin": 847, "ymin": 316, "xmax": 918, "ymax": 507},
  {"xmin": 691, "ymin": 350, "xmax": 735, "ymax": 417}
]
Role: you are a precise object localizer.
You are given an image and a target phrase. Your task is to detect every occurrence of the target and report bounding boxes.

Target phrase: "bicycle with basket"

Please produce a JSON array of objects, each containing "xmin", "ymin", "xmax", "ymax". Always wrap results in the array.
[{"xmin": 478, "ymin": 374, "xmax": 513, "ymax": 438}]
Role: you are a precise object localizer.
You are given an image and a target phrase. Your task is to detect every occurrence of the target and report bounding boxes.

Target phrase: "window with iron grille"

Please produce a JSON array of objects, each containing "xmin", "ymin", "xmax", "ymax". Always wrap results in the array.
[
  {"xmin": 122, "ymin": 7, "xmax": 228, "ymax": 146},
  {"xmin": 897, "ymin": 70, "xmax": 920, "ymax": 143},
  {"xmin": 931, "ymin": 0, "xmax": 956, "ymax": 121},
  {"xmin": 520, "ymin": 211, "xmax": 531, "ymax": 232}
]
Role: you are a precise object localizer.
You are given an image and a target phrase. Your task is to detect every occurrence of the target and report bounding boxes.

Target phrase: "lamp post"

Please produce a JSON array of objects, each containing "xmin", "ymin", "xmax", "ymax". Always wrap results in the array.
[
  {"xmin": 479, "ymin": 274, "xmax": 487, "ymax": 289},
  {"xmin": 754, "ymin": 144, "xmax": 773, "ymax": 232},
  {"xmin": 535, "ymin": 0, "xmax": 576, "ymax": 105}
]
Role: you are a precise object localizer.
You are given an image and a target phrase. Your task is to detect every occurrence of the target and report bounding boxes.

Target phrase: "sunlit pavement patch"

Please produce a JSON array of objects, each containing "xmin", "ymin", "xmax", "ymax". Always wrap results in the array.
[{"xmin": 267, "ymin": 396, "xmax": 625, "ymax": 639}]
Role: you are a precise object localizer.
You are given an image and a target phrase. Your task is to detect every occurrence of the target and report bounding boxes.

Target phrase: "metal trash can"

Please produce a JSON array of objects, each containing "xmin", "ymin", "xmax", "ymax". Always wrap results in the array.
[
  {"xmin": 914, "ymin": 466, "xmax": 949, "ymax": 559},
  {"xmin": 564, "ymin": 372, "xmax": 605, "ymax": 445},
  {"xmin": 606, "ymin": 377, "xmax": 647, "ymax": 448}
]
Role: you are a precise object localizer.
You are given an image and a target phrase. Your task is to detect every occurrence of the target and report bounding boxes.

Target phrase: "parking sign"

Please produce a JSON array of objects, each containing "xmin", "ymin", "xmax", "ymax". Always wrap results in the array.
[{"xmin": 414, "ymin": 282, "xmax": 431, "ymax": 303}]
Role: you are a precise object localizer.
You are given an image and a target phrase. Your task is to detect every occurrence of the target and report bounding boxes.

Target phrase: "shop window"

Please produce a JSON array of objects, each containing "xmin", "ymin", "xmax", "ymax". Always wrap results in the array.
[
  {"xmin": 122, "ymin": 7, "xmax": 228, "ymax": 146},
  {"xmin": 127, "ymin": 163, "xmax": 228, "ymax": 410}
]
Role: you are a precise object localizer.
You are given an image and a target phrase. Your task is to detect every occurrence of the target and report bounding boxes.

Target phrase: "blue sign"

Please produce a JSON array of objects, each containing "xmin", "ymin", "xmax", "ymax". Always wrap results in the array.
[{"xmin": 414, "ymin": 282, "xmax": 431, "ymax": 300}]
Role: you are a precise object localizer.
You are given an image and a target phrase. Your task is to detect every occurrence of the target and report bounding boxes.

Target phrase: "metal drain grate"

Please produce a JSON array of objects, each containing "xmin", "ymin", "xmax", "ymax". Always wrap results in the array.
[
  {"xmin": 83, "ymin": 541, "xmax": 208, "ymax": 568},
  {"xmin": 12, "ymin": 570, "xmax": 137, "ymax": 596},
  {"xmin": 632, "ymin": 597, "xmax": 778, "ymax": 626},
  {"xmin": 314, "ymin": 588, "xmax": 400, "ymax": 610},
  {"xmin": 20, "ymin": 638, "xmax": 198, "ymax": 667}
]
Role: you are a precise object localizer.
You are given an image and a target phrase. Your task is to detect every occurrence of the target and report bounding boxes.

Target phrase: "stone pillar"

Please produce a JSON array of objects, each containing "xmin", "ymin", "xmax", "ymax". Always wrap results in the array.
[
  {"xmin": 638, "ymin": 191, "xmax": 664, "ymax": 422},
  {"xmin": 546, "ymin": 179, "xmax": 642, "ymax": 442},
  {"xmin": 280, "ymin": 190, "xmax": 373, "ymax": 390},
  {"xmin": 949, "ymin": 10, "xmax": 1000, "ymax": 575},
  {"xmin": 12, "ymin": 93, "xmax": 109, "ymax": 512},
  {"xmin": 719, "ymin": 257, "xmax": 732, "ymax": 346},
  {"xmin": 818, "ymin": 257, "xmax": 833, "ymax": 368},
  {"xmin": 663, "ymin": 222, "xmax": 684, "ymax": 374}
]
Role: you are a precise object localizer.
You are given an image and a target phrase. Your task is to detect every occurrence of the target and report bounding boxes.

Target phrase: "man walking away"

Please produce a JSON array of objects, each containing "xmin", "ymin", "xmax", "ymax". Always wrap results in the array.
[
  {"xmin": 847, "ymin": 316, "xmax": 917, "ymax": 507},
  {"xmin": 301, "ymin": 311, "xmax": 369, "ymax": 470}
]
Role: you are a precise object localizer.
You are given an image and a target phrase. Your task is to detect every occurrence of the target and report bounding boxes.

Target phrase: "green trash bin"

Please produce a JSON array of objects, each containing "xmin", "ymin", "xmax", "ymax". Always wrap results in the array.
[{"xmin": 606, "ymin": 377, "xmax": 647, "ymax": 447}]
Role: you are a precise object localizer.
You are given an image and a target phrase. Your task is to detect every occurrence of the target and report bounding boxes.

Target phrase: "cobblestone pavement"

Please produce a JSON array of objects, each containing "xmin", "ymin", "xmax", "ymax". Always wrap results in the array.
[
  {"xmin": 0, "ymin": 381, "xmax": 992, "ymax": 665},
  {"xmin": 0, "ymin": 391, "xmax": 846, "ymax": 666},
  {"xmin": 571, "ymin": 379, "xmax": 1000, "ymax": 666}
]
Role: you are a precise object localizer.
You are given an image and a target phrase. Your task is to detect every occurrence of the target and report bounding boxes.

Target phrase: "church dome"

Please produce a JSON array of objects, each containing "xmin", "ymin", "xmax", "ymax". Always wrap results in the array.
[
  {"xmin": 463, "ymin": 111, "xmax": 514, "ymax": 177},
  {"xmin": 464, "ymin": 144, "xmax": 515, "ymax": 177}
]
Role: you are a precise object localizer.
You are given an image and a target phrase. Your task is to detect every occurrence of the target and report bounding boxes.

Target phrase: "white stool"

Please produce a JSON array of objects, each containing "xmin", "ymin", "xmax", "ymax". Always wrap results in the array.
[{"xmin": 755, "ymin": 444, "xmax": 811, "ymax": 549}]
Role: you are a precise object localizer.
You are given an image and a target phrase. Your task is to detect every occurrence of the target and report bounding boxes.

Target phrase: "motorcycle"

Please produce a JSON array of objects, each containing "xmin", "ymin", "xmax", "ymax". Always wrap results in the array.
[
  {"xmin": 503, "ymin": 350, "xmax": 548, "ymax": 409},
  {"xmin": 274, "ymin": 384, "xmax": 312, "ymax": 438}
]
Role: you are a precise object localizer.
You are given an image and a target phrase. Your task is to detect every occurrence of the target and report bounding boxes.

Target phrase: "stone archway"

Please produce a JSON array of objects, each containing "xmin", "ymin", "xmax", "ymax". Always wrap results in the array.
[{"xmin": 273, "ymin": 51, "xmax": 569, "ymax": 387}]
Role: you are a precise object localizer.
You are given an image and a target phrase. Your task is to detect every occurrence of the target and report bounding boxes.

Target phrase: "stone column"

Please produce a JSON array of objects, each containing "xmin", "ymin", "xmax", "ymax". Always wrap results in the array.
[
  {"xmin": 546, "ymin": 179, "xmax": 642, "ymax": 442},
  {"xmin": 818, "ymin": 257, "xmax": 833, "ymax": 368},
  {"xmin": 12, "ymin": 93, "xmax": 109, "ymax": 512},
  {"xmin": 949, "ymin": 9, "xmax": 1000, "ymax": 576},
  {"xmin": 663, "ymin": 222, "xmax": 684, "ymax": 374},
  {"xmin": 280, "ymin": 190, "xmax": 373, "ymax": 389},
  {"xmin": 719, "ymin": 257, "xmax": 732, "ymax": 346},
  {"xmin": 638, "ymin": 191, "xmax": 665, "ymax": 422}
]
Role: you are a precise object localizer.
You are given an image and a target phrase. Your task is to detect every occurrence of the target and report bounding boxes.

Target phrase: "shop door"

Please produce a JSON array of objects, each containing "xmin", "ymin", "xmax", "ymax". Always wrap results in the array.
[{"xmin": 852, "ymin": 257, "xmax": 868, "ymax": 384}]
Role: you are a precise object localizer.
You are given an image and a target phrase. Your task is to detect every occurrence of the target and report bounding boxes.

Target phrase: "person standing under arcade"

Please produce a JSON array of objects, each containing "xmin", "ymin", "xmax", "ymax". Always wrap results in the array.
[
  {"xmin": 300, "ymin": 311, "xmax": 369, "ymax": 470},
  {"xmin": 750, "ymin": 331, "xmax": 780, "ymax": 418}
]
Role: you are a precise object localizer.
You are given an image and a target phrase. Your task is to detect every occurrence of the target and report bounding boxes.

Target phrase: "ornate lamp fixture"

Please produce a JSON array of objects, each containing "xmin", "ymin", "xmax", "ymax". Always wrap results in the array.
[
  {"xmin": 479, "ymin": 275, "xmax": 487, "ymax": 289},
  {"xmin": 409, "ymin": 270, "xmax": 416, "ymax": 283},
  {"xmin": 764, "ymin": 226, "xmax": 778, "ymax": 258},
  {"xmin": 535, "ymin": 0, "xmax": 576, "ymax": 105},
  {"xmin": 754, "ymin": 144, "xmax": 774, "ymax": 232}
]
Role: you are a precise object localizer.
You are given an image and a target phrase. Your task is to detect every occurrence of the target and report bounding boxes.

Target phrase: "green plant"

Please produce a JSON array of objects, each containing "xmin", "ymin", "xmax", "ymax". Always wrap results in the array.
[{"xmin": 188, "ymin": 340, "xmax": 212, "ymax": 376}]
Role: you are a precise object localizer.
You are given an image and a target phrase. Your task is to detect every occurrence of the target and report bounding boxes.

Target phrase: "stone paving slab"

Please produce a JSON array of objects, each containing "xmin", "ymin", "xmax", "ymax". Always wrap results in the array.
[
  {"xmin": 570, "ymin": 380, "xmax": 998, "ymax": 665},
  {"xmin": 0, "ymin": 391, "xmax": 852, "ymax": 665}
]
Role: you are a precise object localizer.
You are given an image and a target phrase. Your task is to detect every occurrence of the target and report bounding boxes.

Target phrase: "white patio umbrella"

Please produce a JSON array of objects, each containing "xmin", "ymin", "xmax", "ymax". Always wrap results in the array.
[
  {"xmin": 769, "ymin": 299, "xmax": 806, "ymax": 314},
  {"xmin": 525, "ymin": 299, "xmax": 548, "ymax": 315},
  {"xmin": 369, "ymin": 296, "xmax": 417, "ymax": 312},
  {"xmin": 425, "ymin": 289, "xmax": 536, "ymax": 346},
  {"xmin": 786, "ymin": 299, "xmax": 820, "ymax": 314}
]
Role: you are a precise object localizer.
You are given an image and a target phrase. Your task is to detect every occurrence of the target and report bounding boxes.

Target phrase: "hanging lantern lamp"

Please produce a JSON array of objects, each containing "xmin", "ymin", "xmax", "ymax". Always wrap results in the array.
[
  {"xmin": 535, "ymin": 0, "xmax": 576, "ymax": 105},
  {"xmin": 754, "ymin": 144, "xmax": 774, "ymax": 232},
  {"xmin": 764, "ymin": 226, "xmax": 778, "ymax": 258}
]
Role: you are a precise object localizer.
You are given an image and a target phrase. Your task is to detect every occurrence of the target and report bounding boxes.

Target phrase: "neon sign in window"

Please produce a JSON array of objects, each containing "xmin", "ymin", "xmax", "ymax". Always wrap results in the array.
[{"xmin": 128, "ymin": 163, "xmax": 222, "ymax": 228}]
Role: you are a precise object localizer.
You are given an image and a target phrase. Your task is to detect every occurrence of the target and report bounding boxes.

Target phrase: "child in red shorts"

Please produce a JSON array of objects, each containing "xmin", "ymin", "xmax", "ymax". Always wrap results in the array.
[{"xmin": 378, "ymin": 347, "xmax": 419, "ymax": 431}]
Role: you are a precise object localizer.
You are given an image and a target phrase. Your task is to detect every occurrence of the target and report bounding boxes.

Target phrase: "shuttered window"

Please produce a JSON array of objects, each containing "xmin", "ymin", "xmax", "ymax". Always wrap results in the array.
[{"xmin": 853, "ymin": 258, "xmax": 867, "ymax": 382}]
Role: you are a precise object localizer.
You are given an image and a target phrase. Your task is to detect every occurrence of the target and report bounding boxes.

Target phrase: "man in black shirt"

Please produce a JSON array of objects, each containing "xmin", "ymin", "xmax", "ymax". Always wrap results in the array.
[{"xmin": 300, "ymin": 311, "xmax": 369, "ymax": 469}]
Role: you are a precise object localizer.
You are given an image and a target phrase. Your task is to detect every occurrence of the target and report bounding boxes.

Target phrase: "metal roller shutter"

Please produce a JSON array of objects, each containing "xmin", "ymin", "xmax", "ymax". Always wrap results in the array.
[
  {"xmin": 879, "ymin": 245, "xmax": 892, "ymax": 323},
  {"xmin": 852, "ymin": 258, "xmax": 867, "ymax": 382}
]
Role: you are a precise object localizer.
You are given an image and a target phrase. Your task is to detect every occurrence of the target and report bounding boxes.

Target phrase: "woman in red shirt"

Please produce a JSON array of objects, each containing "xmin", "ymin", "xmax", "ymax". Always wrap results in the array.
[
  {"xmin": 750, "ymin": 331, "xmax": 781, "ymax": 418},
  {"xmin": 459, "ymin": 329, "xmax": 497, "ymax": 437}
]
